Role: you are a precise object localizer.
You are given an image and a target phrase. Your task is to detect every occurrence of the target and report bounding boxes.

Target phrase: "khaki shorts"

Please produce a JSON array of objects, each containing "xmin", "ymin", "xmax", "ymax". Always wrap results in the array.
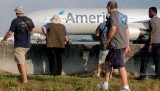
[
  {"xmin": 98, "ymin": 50, "xmax": 109, "ymax": 64},
  {"xmin": 14, "ymin": 47, "xmax": 29, "ymax": 64}
]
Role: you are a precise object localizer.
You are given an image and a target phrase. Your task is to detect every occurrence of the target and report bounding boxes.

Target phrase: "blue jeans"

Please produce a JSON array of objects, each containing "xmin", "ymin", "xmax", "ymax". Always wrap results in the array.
[{"xmin": 140, "ymin": 44, "xmax": 160, "ymax": 79}]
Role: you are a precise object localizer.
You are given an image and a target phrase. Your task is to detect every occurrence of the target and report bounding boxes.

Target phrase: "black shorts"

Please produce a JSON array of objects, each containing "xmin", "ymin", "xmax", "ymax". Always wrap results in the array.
[{"xmin": 106, "ymin": 48, "xmax": 126, "ymax": 69}]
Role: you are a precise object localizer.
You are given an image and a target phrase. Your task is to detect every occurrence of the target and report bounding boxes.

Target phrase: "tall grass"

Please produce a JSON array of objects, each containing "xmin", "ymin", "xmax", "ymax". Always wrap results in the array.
[{"xmin": 0, "ymin": 70, "xmax": 159, "ymax": 91}]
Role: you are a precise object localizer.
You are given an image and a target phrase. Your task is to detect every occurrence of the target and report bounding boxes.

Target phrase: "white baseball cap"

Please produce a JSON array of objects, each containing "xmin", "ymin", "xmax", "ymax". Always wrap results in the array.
[
  {"xmin": 14, "ymin": 6, "xmax": 25, "ymax": 14},
  {"xmin": 50, "ymin": 15, "xmax": 61, "ymax": 24}
]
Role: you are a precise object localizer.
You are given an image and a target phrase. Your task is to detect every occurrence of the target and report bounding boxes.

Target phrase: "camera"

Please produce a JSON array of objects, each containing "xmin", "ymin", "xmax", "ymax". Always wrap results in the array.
[{"xmin": 109, "ymin": 41, "xmax": 116, "ymax": 49}]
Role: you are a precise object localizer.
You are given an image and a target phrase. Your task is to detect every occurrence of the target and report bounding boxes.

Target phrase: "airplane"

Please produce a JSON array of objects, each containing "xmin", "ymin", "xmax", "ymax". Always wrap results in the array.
[
  {"xmin": 0, "ymin": 37, "xmax": 14, "ymax": 42},
  {"xmin": 26, "ymin": 8, "xmax": 159, "ymax": 42}
]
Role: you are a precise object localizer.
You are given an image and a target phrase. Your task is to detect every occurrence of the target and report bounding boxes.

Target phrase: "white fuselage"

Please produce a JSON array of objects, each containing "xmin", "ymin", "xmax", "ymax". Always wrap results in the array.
[{"xmin": 26, "ymin": 8, "xmax": 160, "ymax": 40}]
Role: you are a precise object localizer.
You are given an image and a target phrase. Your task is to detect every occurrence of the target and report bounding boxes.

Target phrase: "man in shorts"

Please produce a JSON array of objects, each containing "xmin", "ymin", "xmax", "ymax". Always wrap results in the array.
[
  {"xmin": 97, "ymin": 1, "xmax": 131, "ymax": 91},
  {"xmin": 1, "ymin": 6, "xmax": 36, "ymax": 83},
  {"xmin": 95, "ymin": 14, "xmax": 113, "ymax": 79}
]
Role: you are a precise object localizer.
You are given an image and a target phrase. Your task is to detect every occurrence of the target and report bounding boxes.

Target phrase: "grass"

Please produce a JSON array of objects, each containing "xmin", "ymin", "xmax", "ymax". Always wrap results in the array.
[{"xmin": 0, "ymin": 70, "xmax": 160, "ymax": 91}]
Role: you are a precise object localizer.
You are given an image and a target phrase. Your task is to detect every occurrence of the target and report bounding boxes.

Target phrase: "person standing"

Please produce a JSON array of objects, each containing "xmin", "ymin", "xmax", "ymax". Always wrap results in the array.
[
  {"xmin": 98, "ymin": 1, "xmax": 131, "ymax": 91},
  {"xmin": 95, "ymin": 15, "xmax": 113, "ymax": 79},
  {"xmin": 42, "ymin": 15, "xmax": 70, "ymax": 76},
  {"xmin": 138, "ymin": 7, "xmax": 160, "ymax": 80},
  {"xmin": 1, "ymin": 6, "xmax": 36, "ymax": 83}
]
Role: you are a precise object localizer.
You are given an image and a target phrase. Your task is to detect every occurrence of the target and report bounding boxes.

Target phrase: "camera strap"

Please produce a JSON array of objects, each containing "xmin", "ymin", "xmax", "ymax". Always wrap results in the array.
[{"xmin": 18, "ymin": 17, "xmax": 31, "ymax": 31}]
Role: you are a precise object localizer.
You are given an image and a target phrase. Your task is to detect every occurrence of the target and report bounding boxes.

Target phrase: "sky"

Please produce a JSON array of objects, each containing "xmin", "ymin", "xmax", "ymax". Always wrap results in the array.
[{"xmin": 0, "ymin": 0, "xmax": 160, "ymax": 37}]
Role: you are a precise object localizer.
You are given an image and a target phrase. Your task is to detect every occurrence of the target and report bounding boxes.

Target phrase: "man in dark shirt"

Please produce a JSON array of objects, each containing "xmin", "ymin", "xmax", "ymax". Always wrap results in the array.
[
  {"xmin": 1, "ymin": 6, "xmax": 36, "ymax": 83},
  {"xmin": 95, "ymin": 14, "xmax": 113, "ymax": 79},
  {"xmin": 138, "ymin": 7, "xmax": 160, "ymax": 80}
]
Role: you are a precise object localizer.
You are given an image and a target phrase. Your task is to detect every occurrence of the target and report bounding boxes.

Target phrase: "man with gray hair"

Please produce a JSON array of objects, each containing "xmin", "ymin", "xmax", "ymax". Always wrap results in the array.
[
  {"xmin": 42, "ymin": 15, "xmax": 70, "ymax": 76},
  {"xmin": 98, "ymin": 1, "xmax": 130, "ymax": 91},
  {"xmin": 1, "ymin": 6, "xmax": 36, "ymax": 83}
]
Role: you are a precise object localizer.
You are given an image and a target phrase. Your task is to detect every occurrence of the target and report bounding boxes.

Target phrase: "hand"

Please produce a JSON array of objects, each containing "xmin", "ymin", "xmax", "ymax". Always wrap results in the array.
[
  {"xmin": 148, "ymin": 45, "xmax": 152, "ymax": 53},
  {"xmin": 1, "ymin": 40, "xmax": 5, "ymax": 46},
  {"xmin": 67, "ymin": 41, "xmax": 72, "ymax": 44},
  {"xmin": 106, "ymin": 41, "xmax": 111, "ymax": 49},
  {"xmin": 125, "ymin": 45, "xmax": 131, "ymax": 54}
]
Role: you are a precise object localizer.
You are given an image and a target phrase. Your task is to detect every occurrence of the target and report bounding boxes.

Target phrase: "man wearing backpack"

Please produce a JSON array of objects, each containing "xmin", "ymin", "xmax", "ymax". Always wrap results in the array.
[{"xmin": 95, "ymin": 14, "xmax": 113, "ymax": 79}]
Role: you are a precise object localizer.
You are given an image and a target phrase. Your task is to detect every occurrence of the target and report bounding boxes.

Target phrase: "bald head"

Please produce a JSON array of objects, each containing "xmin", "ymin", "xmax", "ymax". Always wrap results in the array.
[{"xmin": 107, "ymin": 0, "xmax": 117, "ymax": 9}]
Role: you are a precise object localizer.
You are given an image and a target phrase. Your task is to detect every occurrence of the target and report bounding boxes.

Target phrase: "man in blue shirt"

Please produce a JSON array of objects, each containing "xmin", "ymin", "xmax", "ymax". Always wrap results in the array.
[
  {"xmin": 43, "ymin": 23, "xmax": 68, "ymax": 36},
  {"xmin": 1, "ymin": 6, "xmax": 36, "ymax": 83}
]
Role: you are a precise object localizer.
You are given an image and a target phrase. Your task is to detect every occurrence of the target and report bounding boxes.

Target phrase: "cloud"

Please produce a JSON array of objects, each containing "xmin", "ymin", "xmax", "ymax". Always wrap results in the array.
[
  {"xmin": 156, "ymin": 0, "xmax": 160, "ymax": 4},
  {"xmin": 52, "ymin": 0, "xmax": 105, "ymax": 8},
  {"xmin": 0, "ymin": 0, "xmax": 12, "ymax": 4},
  {"xmin": 6, "ymin": 0, "xmax": 12, "ymax": 3},
  {"xmin": 121, "ymin": 5, "xmax": 140, "ymax": 8},
  {"xmin": 62, "ymin": 0, "xmax": 77, "ymax": 8}
]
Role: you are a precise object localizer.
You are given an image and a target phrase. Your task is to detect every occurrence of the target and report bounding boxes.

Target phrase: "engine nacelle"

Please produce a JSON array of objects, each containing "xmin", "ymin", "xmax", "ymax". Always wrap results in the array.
[
  {"xmin": 128, "ymin": 24, "xmax": 147, "ymax": 41},
  {"xmin": 92, "ymin": 24, "xmax": 148, "ymax": 41}
]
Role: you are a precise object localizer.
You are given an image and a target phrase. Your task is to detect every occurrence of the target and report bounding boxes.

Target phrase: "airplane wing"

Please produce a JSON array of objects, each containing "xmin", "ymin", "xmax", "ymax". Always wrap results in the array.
[
  {"xmin": 130, "ymin": 20, "xmax": 149, "ymax": 30},
  {"xmin": 133, "ymin": 20, "xmax": 149, "ymax": 23}
]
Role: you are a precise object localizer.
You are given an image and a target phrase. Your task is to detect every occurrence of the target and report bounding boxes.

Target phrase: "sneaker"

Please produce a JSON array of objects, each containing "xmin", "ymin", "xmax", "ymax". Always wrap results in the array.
[
  {"xmin": 136, "ymin": 75, "xmax": 146, "ymax": 80},
  {"xmin": 110, "ymin": 75, "xmax": 112, "ymax": 79},
  {"xmin": 96, "ymin": 74, "xmax": 100, "ymax": 79},
  {"xmin": 121, "ymin": 88, "xmax": 130, "ymax": 91},
  {"xmin": 97, "ymin": 82, "xmax": 108, "ymax": 90}
]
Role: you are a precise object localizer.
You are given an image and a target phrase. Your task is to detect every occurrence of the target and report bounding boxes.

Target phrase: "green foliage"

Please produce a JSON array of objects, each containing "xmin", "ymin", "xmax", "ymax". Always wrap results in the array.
[
  {"xmin": 23, "ymin": 87, "xmax": 32, "ymax": 91},
  {"xmin": 76, "ymin": 85, "xmax": 88, "ymax": 90},
  {"xmin": 71, "ymin": 77, "xmax": 81, "ymax": 82},
  {"xmin": 43, "ymin": 88, "xmax": 50, "ymax": 91},
  {"xmin": 43, "ymin": 87, "xmax": 64, "ymax": 91},
  {"xmin": 0, "ymin": 70, "xmax": 159, "ymax": 91},
  {"xmin": 136, "ymin": 87, "xmax": 143, "ymax": 91},
  {"xmin": 52, "ymin": 76, "xmax": 58, "ymax": 81},
  {"xmin": 86, "ymin": 80, "xmax": 91, "ymax": 84},
  {"xmin": 52, "ymin": 76, "xmax": 81, "ymax": 84},
  {"xmin": 34, "ymin": 75, "xmax": 44, "ymax": 80},
  {"xmin": 5, "ymin": 80, "xmax": 18, "ymax": 88}
]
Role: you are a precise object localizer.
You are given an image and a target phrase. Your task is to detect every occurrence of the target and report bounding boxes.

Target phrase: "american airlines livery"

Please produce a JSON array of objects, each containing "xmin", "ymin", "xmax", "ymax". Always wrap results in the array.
[{"xmin": 26, "ymin": 8, "xmax": 160, "ymax": 41}]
